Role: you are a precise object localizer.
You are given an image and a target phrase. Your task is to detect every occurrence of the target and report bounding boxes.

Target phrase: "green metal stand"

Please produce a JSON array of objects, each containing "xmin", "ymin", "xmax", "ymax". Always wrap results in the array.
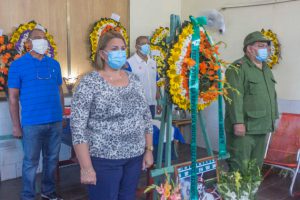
[
  {"xmin": 151, "ymin": 14, "xmax": 181, "ymax": 200},
  {"xmin": 150, "ymin": 14, "xmax": 229, "ymax": 200}
]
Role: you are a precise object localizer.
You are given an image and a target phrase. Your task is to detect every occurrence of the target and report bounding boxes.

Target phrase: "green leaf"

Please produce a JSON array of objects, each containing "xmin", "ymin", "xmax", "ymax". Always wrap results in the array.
[{"xmin": 144, "ymin": 184, "xmax": 157, "ymax": 194}]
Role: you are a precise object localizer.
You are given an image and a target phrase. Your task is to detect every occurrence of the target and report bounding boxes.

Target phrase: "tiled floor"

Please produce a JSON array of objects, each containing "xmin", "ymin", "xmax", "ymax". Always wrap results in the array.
[{"xmin": 0, "ymin": 143, "xmax": 299, "ymax": 200}]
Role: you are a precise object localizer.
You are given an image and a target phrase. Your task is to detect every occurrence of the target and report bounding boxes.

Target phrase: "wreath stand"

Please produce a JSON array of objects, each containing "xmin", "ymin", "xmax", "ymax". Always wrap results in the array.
[{"xmin": 150, "ymin": 14, "xmax": 229, "ymax": 200}]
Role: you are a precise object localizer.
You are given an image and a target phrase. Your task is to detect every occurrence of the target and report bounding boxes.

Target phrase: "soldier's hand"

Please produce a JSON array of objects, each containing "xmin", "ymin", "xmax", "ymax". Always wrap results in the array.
[
  {"xmin": 234, "ymin": 124, "xmax": 246, "ymax": 136},
  {"xmin": 12, "ymin": 126, "xmax": 23, "ymax": 139}
]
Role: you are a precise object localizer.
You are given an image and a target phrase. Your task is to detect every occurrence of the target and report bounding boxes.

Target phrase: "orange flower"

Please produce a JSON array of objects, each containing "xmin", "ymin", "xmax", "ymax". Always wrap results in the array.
[
  {"xmin": 200, "ymin": 43, "xmax": 205, "ymax": 53},
  {"xmin": 0, "ymin": 67, "xmax": 8, "ymax": 75},
  {"xmin": 163, "ymin": 181, "xmax": 171, "ymax": 198},
  {"xmin": 183, "ymin": 58, "xmax": 195, "ymax": 67},
  {"xmin": 1, "ymin": 57, "xmax": 8, "ymax": 64},
  {"xmin": 6, "ymin": 43, "xmax": 13, "ymax": 50},
  {"xmin": 209, "ymin": 77, "xmax": 214, "ymax": 81},
  {"xmin": 114, "ymin": 27, "xmax": 121, "ymax": 32},
  {"xmin": 0, "ymin": 77, "xmax": 5, "ymax": 85},
  {"xmin": 207, "ymin": 70, "xmax": 215, "ymax": 76},
  {"xmin": 101, "ymin": 25, "xmax": 114, "ymax": 35},
  {"xmin": 199, "ymin": 62, "xmax": 207, "ymax": 74},
  {"xmin": 4, "ymin": 53, "xmax": 11, "ymax": 59},
  {"xmin": 204, "ymin": 49, "xmax": 212, "ymax": 59},
  {"xmin": 0, "ymin": 36, "xmax": 4, "ymax": 45},
  {"xmin": 213, "ymin": 65, "xmax": 220, "ymax": 71},
  {"xmin": 213, "ymin": 46, "xmax": 219, "ymax": 55},
  {"xmin": 14, "ymin": 54, "xmax": 21, "ymax": 60},
  {"xmin": 0, "ymin": 45, "xmax": 6, "ymax": 51}
]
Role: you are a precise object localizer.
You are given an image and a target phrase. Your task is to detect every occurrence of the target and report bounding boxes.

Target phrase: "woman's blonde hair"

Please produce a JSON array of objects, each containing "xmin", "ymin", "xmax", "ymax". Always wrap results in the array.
[{"xmin": 94, "ymin": 31, "xmax": 126, "ymax": 70}]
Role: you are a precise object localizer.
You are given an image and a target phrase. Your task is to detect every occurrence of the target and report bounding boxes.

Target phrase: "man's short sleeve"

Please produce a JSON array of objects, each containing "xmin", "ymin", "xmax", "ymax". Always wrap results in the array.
[{"xmin": 8, "ymin": 62, "xmax": 21, "ymax": 89}]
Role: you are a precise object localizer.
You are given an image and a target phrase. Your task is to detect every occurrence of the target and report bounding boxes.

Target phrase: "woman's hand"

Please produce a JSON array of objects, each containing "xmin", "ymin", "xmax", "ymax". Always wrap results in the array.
[
  {"xmin": 80, "ymin": 167, "xmax": 97, "ymax": 185},
  {"xmin": 142, "ymin": 151, "xmax": 154, "ymax": 170}
]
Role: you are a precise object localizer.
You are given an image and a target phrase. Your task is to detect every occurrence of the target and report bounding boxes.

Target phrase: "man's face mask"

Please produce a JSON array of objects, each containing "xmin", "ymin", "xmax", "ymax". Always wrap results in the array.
[
  {"xmin": 139, "ymin": 44, "xmax": 151, "ymax": 55},
  {"xmin": 256, "ymin": 48, "xmax": 268, "ymax": 62},
  {"xmin": 105, "ymin": 50, "xmax": 127, "ymax": 70},
  {"xmin": 31, "ymin": 39, "xmax": 48, "ymax": 55}
]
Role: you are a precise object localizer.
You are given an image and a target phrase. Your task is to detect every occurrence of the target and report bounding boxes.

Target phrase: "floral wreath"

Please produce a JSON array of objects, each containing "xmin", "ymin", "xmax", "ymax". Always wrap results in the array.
[
  {"xmin": 166, "ymin": 22, "xmax": 223, "ymax": 111},
  {"xmin": 10, "ymin": 21, "xmax": 57, "ymax": 59},
  {"xmin": 0, "ymin": 35, "xmax": 21, "ymax": 92},
  {"xmin": 150, "ymin": 45, "xmax": 167, "ymax": 80},
  {"xmin": 150, "ymin": 27, "xmax": 169, "ymax": 47},
  {"xmin": 261, "ymin": 29, "xmax": 281, "ymax": 69},
  {"xmin": 150, "ymin": 27, "xmax": 169, "ymax": 85},
  {"xmin": 89, "ymin": 18, "xmax": 129, "ymax": 61}
]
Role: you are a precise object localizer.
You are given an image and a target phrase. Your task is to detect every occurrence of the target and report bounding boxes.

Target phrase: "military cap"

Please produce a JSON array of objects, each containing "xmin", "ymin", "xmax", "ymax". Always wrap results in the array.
[{"xmin": 243, "ymin": 31, "xmax": 270, "ymax": 51}]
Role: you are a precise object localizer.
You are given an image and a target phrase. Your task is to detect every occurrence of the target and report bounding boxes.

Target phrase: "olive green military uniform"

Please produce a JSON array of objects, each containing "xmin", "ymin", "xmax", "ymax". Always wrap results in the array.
[{"xmin": 225, "ymin": 32, "xmax": 279, "ymax": 174}]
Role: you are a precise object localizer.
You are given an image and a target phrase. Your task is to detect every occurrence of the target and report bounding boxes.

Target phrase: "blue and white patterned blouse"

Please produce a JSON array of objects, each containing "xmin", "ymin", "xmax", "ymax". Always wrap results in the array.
[{"xmin": 71, "ymin": 70, "xmax": 152, "ymax": 159}]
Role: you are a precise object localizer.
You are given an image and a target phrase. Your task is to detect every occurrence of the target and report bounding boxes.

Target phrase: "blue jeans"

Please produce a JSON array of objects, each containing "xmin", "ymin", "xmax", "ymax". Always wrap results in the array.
[
  {"xmin": 21, "ymin": 122, "xmax": 62, "ymax": 200},
  {"xmin": 88, "ymin": 155, "xmax": 143, "ymax": 200}
]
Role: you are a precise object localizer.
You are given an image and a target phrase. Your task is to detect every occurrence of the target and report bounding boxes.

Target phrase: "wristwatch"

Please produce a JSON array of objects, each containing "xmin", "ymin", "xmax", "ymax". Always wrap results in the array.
[{"xmin": 145, "ymin": 145, "xmax": 154, "ymax": 152}]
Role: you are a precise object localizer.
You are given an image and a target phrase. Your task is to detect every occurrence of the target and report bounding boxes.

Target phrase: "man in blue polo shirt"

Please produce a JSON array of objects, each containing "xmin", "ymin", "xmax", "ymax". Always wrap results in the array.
[{"xmin": 8, "ymin": 28, "xmax": 64, "ymax": 200}]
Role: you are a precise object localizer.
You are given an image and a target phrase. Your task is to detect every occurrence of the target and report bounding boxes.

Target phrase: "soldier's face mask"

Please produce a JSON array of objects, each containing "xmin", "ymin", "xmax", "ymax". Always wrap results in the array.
[
  {"xmin": 256, "ymin": 48, "xmax": 268, "ymax": 62},
  {"xmin": 249, "ymin": 42, "xmax": 269, "ymax": 62}
]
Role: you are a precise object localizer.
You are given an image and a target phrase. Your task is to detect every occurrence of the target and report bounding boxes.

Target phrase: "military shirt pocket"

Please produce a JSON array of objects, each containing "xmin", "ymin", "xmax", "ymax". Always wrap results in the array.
[
  {"xmin": 248, "ymin": 79, "xmax": 262, "ymax": 95},
  {"xmin": 246, "ymin": 110, "xmax": 266, "ymax": 118},
  {"xmin": 246, "ymin": 110, "xmax": 267, "ymax": 131}
]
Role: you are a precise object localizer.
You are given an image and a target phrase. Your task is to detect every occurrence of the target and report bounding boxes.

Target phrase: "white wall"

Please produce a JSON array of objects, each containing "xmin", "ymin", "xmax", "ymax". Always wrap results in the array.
[
  {"xmin": 181, "ymin": 0, "xmax": 300, "ymax": 100},
  {"xmin": 129, "ymin": 0, "xmax": 181, "ymax": 53}
]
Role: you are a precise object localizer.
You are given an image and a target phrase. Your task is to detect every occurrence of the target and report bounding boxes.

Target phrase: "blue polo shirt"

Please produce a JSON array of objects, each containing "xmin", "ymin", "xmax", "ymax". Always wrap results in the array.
[{"xmin": 8, "ymin": 53, "xmax": 63, "ymax": 125}]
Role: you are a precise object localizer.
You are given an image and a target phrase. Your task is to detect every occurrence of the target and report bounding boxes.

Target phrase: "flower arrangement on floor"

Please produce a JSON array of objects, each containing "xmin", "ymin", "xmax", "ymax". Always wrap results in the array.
[
  {"xmin": 10, "ymin": 21, "xmax": 57, "ymax": 59},
  {"xmin": 217, "ymin": 161, "xmax": 262, "ymax": 200},
  {"xmin": 89, "ymin": 18, "xmax": 129, "ymax": 61},
  {"xmin": 145, "ymin": 172, "xmax": 181, "ymax": 200},
  {"xmin": 166, "ymin": 22, "xmax": 228, "ymax": 111},
  {"xmin": 0, "ymin": 35, "xmax": 21, "ymax": 93},
  {"xmin": 261, "ymin": 29, "xmax": 281, "ymax": 69}
]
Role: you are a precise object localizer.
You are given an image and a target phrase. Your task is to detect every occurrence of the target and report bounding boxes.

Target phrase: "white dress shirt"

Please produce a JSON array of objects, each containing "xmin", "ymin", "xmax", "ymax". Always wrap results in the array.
[{"xmin": 127, "ymin": 53, "xmax": 157, "ymax": 106}]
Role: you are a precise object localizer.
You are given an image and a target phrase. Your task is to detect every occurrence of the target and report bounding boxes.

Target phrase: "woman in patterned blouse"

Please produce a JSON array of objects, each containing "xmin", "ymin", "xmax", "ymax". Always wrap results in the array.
[{"xmin": 71, "ymin": 31, "xmax": 153, "ymax": 200}]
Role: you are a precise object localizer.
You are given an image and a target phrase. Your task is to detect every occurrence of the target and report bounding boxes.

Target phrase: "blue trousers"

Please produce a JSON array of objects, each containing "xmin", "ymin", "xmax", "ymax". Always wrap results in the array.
[
  {"xmin": 149, "ymin": 105, "xmax": 155, "ymax": 119},
  {"xmin": 88, "ymin": 155, "xmax": 143, "ymax": 200},
  {"xmin": 21, "ymin": 122, "xmax": 62, "ymax": 200}
]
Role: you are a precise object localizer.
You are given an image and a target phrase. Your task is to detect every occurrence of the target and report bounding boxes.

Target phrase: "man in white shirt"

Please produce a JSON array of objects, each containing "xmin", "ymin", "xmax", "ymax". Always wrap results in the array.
[{"xmin": 126, "ymin": 36, "xmax": 161, "ymax": 118}]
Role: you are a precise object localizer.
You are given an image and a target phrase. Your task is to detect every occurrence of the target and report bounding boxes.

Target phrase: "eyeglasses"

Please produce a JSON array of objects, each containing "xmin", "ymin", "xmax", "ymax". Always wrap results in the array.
[{"xmin": 36, "ymin": 65, "xmax": 52, "ymax": 80}]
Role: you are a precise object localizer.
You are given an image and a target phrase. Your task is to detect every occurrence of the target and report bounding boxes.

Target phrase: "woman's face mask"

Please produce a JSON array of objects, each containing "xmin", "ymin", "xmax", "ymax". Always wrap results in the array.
[
  {"xmin": 105, "ymin": 50, "xmax": 127, "ymax": 70},
  {"xmin": 31, "ymin": 39, "xmax": 48, "ymax": 55}
]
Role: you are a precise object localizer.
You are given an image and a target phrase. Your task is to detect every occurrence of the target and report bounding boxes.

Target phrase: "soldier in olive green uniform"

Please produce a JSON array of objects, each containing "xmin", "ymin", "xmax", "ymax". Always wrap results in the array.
[{"xmin": 225, "ymin": 31, "xmax": 279, "ymax": 175}]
